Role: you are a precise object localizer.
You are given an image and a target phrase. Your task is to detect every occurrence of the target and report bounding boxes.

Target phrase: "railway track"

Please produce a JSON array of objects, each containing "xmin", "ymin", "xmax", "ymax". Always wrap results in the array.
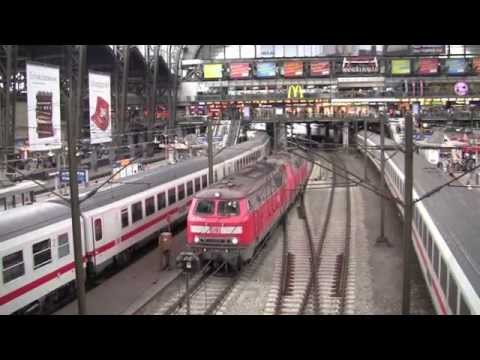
[
  {"xmin": 135, "ymin": 232, "xmax": 275, "ymax": 315},
  {"xmin": 265, "ymin": 150, "xmax": 354, "ymax": 315}
]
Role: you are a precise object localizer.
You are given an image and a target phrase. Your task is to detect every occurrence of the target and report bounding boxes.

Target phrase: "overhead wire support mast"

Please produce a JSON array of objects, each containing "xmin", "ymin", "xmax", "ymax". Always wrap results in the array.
[{"xmin": 67, "ymin": 45, "xmax": 87, "ymax": 315}]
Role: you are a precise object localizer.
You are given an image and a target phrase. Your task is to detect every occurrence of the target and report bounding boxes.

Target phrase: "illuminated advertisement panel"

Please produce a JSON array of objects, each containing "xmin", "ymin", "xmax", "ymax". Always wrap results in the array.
[
  {"xmin": 284, "ymin": 61, "xmax": 304, "ymax": 77},
  {"xmin": 229, "ymin": 63, "xmax": 250, "ymax": 79},
  {"xmin": 89, "ymin": 72, "xmax": 112, "ymax": 144},
  {"xmin": 203, "ymin": 64, "xmax": 223, "ymax": 79},
  {"xmin": 474, "ymin": 57, "xmax": 480, "ymax": 74},
  {"xmin": 446, "ymin": 59, "xmax": 467, "ymax": 74},
  {"xmin": 391, "ymin": 59, "xmax": 411, "ymax": 75},
  {"xmin": 411, "ymin": 45, "xmax": 445, "ymax": 55},
  {"xmin": 310, "ymin": 61, "xmax": 330, "ymax": 76},
  {"xmin": 417, "ymin": 58, "xmax": 439, "ymax": 75},
  {"xmin": 256, "ymin": 62, "xmax": 276, "ymax": 78}
]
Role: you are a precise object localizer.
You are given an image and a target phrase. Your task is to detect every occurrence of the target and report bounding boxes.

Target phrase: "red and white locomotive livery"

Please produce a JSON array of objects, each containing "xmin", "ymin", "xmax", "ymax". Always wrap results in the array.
[
  {"xmin": 187, "ymin": 152, "xmax": 311, "ymax": 269},
  {"xmin": 0, "ymin": 133, "xmax": 270, "ymax": 315}
]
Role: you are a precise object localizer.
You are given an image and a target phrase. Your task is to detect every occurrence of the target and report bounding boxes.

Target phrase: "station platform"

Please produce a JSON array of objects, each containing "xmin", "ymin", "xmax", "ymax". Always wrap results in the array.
[{"xmin": 55, "ymin": 230, "xmax": 186, "ymax": 315}]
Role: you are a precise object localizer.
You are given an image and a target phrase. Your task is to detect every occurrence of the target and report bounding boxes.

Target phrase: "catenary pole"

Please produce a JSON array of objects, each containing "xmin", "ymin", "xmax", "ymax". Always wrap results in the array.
[
  {"xmin": 67, "ymin": 45, "xmax": 87, "ymax": 315},
  {"xmin": 376, "ymin": 113, "xmax": 388, "ymax": 245},
  {"xmin": 402, "ymin": 112, "xmax": 414, "ymax": 314},
  {"xmin": 207, "ymin": 119, "xmax": 214, "ymax": 185}
]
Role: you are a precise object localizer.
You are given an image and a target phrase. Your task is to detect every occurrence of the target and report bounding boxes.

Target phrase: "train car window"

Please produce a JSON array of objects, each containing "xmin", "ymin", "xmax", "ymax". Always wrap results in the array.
[
  {"xmin": 178, "ymin": 184, "xmax": 185, "ymax": 201},
  {"xmin": 448, "ymin": 275, "xmax": 458, "ymax": 314},
  {"xmin": 168, "ymin": 188, "xmax": 176, "ymax": 206},
  {"xmin": 187, "ymin": 181, "xmax": 194, "ymax": 196},
  {"xmin": 440, "ymin": 256, "xmax": 448, "ymax": 294},
  {"xmin": 121, "ymin": 208, "xmax": 129, "ymax": 228},
  {"xmin": 132, "ymin": 202, "xmax": 143, "ymax": 223},
  {"xmin": 94, "ymin": 219, "xmax": 103, "ymax": 241},
  {"xmin": 202, "ymin": 175, "xmax": 208, "ymax": 188},
  {"xmin": 214, "ymin": 171, "xmax": 218, "ymax": 182},
  {"xmin": 33, "ymin": 239, "xmax": 52, "ymax": 269},
  {"xmin": 0, "ymin": 197, "xmax": 6, "ymax": 211},
  {"xmin": 157, "ymin": 193, "xmax": 166, "ymax": 210},
  {"xmin": 57, "ymin": 233, "xmax": 70, "ymax": 258},
  {"xmin": 459, "ymin": 295, "xmax": 471, "ymax": 315},
  {"xmin": 2, "ymin": 250, "xmax": 25, "ymax": 284},
  {"xmin": 432, "ymin": 242, "xmax": 439, "ymax": 275},
  {"xmin": 146, "ymin": 197, "xmax": 155, "ymax": 216},
  {"xmin": 194, "ymin": 178, "xmax": 201, "ymax": 192},
  {"xmin": 218, "ymin": 200, "xmax": 240, "ymax": 216},
  {"xmin": 427, "ymin": 231, "xmax": 433, "ymax": 260},
  {"xmin": 196, "ymin": 200, "xmax": 215, "ymax": 215}
]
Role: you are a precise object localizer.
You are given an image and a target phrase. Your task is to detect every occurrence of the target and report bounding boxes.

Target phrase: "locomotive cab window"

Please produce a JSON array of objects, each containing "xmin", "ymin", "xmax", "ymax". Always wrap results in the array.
[
  {"xmin": 187, "ymin": 181, "xmax": 193, "ymax": 196},
  {"xmin": 57, "ymin": 233, "xmax": 70, "ymax": 258},
  {"xmin": 132, "ymin": 202, "xmax": 143, "ymax": 223},
  {"xmin": 2, "ymin": 250, "xmax": 25, "ymax": 284},
  {"xmin": 146, "ymin": 197, "xmax": 155, "ymax": 217},
  {"xmin": 218, "ymin": 200, "xmax": 239, "ymax": 216},
  {"xmin": 94, "ymin": 218, "xmax": 103, "ymax": 241},
  {"xmin": 33, "ymin": 239, "xmax": 52, "ymax": 269},
  {"xmin": 196, "ymin": 200, "xmax": 215, "ymax": 215}
]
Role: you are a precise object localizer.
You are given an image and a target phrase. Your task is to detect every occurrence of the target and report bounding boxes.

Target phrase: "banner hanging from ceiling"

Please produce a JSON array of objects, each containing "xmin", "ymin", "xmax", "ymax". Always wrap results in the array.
[
  {"xmin": 417, "ymin": 58, "xmax": 439, "ymax": 75},
  {"xmin": 284, "ymin": 61, "xmax": 304, "ymax": 77},
  {"xmin": 229, "ymin": 63, "xmax": 250, "ymax": 79},
  {"xmin": 26, "ymin": 62, "xmax": 62, "ymax": 151},
  {"xmin": 89, "ymin": 72, "xmax": 112, "ymax": 144},
  {"xmin": 446, "ymin": 59, "xmax": 467, "ymax": 75},
  {"xmin": 256, "ymin": 62, "xmax": 276, "ymax": 78}
]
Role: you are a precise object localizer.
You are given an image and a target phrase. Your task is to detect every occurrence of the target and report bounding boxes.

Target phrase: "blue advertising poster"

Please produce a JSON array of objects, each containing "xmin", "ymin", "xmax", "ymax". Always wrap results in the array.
[
  {"xmin": 446, "ymin": 59, "xmax": 467, "ymax": 74},
  {"xmin": 60, "ymin": 169, "xmax": 89, "ymax": 184},
  {"xmin": 256, "ymin": 62, "xmax": 276, "ymax": 78}
]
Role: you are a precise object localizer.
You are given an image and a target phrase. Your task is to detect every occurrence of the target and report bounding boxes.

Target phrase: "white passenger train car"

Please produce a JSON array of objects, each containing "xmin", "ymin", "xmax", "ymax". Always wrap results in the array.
[{"xmin": 358, "ymin": 131, "xmax": 480, "ymax": 315}]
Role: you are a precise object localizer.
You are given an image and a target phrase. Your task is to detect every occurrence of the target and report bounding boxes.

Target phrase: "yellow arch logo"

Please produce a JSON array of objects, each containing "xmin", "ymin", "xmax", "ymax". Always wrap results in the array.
[{"xmin": 288, "ymin": 84, "xmax": 304, "ymax": 99}]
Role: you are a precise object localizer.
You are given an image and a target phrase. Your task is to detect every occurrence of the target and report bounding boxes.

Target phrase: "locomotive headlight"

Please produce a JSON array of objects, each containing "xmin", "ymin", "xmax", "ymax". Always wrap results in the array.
[
  {"xmin": 194, "ymin": 236, "xmax": 200, "ymax": 243},
  {"xmin": 231, "ymin": 237, "xmax": 239, "ymax": 245}
]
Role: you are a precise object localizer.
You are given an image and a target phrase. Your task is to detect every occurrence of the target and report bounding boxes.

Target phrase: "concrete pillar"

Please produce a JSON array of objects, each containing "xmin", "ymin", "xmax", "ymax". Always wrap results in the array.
[{"xmin": 343, "ymin": 122, "xmax": 349, "ymax": 149}]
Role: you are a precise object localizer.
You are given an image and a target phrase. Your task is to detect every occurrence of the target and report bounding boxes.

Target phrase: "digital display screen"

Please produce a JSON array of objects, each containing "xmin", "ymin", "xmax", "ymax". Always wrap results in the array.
[
  {"xmin": 446, "ymin": 59, "xmax": 467, "ymax": 74},
  {"xmin": 203, "ymin": 64, "xmax": 223, "ymax": 79},
  {"xmin": 417, "ymin": 58, "xmax": 439, "ymax": 75},
  {"xmin": 310, "ymin": 61, "xmax": 330, "ymax": 76},
  {"xmin": 256, "ymin": 62, "xmax": 276, "ymax": 78},
  {"xmin": 284, "ymin": 61, "xmax": 304, "ymax": 77},
  {"xmin": 391, "ymin": 59, "xmax": 411, "ymax": 75},
  {"xmin": 229, "ymin": 63, "xmax": 250, "ymax": 79},
  {"xmin": 474, "ymin": 57, "xmax": 480, "ymax": 74}
]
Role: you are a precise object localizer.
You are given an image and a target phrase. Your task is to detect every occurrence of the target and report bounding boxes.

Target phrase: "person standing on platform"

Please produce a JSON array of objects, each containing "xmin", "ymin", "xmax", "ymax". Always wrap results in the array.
[{"xmin": 158, "ymin": 232, "xmax": 173, "ymax": 271}]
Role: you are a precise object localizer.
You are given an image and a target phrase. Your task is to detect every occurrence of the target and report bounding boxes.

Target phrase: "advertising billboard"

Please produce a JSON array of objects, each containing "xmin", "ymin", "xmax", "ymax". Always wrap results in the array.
[
  {"xmin": 446, "ymin": 59, "xmax": 467, "ymax": 75},
  {"xmin": 310, "ymin": 61, "xmax": 330, "ymax": 76},
  {"xmin": 229, "ymin": 63, "xmax": 250, "ymax": 79},
  {"xmin": 89, "ymin": 72, "xmax": 112, "ymax": 144},
  {"xmin": 391, "ymin": 59, "xmax": 411, "ymax": 75},
  {"xmin": 417, "ymin": 58, "xmax": 439, "ymax": 75},
  {"xmin": 284, "ymin": 61, "xmax": 304, "ymax": 77},
  {"xmin": 26, "ymin": 62, "xmax": 62, "ymax": 151},
  {"xmin": 342, "ymin": 57, "xmax": 378, "ymax": 73},
  {"xmin": 203, "ymin": 64, "xmax": 223, "ymax": 79},
  {"xmin": 411, "ymin": 45, "xmax": 445, "ymax": 55},
  {"xmin": 256, "ymin": 62, "xmax": 276, "ymax": 78},
  {"xmin": 474, "ymin": 57, "xmax": 480, "ymax": 74}
]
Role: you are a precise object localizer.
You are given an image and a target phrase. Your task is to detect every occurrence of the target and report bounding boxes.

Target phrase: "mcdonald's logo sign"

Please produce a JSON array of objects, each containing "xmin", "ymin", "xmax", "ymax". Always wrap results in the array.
[{"xmin": 288, "ymin": 84, "xmax": 304, "ymax": 99}]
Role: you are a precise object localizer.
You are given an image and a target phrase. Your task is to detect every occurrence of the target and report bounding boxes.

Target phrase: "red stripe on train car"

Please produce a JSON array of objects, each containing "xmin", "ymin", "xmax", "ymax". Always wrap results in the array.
[{"xmin": 0, "ymin": 261, "xmax": 76, "ymax": 306}]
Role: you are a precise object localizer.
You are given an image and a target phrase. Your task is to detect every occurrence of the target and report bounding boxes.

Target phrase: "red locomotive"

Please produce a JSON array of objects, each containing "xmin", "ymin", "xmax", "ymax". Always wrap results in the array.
[{"xmin": 187, "ymin": 152, "xmax": 312, "ymax": 270}]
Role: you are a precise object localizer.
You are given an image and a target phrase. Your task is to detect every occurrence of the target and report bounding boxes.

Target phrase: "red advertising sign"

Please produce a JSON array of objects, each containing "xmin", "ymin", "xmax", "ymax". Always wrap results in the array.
[
  {"xmin": 417, "ymin": 58, "xmax": 439, "ymax": 75},
  {"xmin": 284, "ymin": 61, "xmax": 304, "ymax": 77},
  {"xmin": 473, "ymin": 57, "xmax": 480, "ymax": 74},
  {"xmin": 310, "ymin": 61, "xmax": 330, "ymax": 76},
  {"xmin": 229, "ymin": 63, "xmax": 250, "ymax": 79}
]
